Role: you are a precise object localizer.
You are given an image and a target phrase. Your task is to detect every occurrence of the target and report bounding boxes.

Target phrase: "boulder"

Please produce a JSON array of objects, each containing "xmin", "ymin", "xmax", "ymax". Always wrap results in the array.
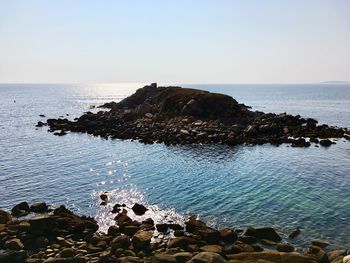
[
  {"xmin": 111, "ymin": 235, "xmax": 131, "ymax": 249},
  {"xmin": 319, "ymin": 139, "xmax": 332, "ymax": 147},
  {"xmin": 0, "ymin": 209, "xmax": 12, "ymax": 224},
  {"xmin": 167, "ymin": 236, "xmax": 197, "ymax": 249},
  {"xmin": 4, "ymin": 238, "xmax": 25, "ymax": 250},
  {"xmin": 288, "ymin": 228, "xmax": 301, "ymax": 239},
  {"xmin": 276, "ymin": 242, "xmax": 294, "ymax": 252},
  {"xmin": 219, "ymin": 228, "xmax": 237, "ymax": 243},
  {"xmin": 188, "ymin": 252, "xmax": 226, "ymax": 263},
  {"xmin": 132, "ymin": 230, "xmax": 153, "ymax": 250},
  {"xmin": 245, "ymin": 227, "xmax": 282, "ymax": 242},
  {"xmin": 152, "ymin": 254, "xmax": 177, "ymax": 263},
  {"xmin": 173, "ymin": 252, "xmax": 193, "ymax": 263},
  {"xmin": 11, "ymin": 202, "xmax": 30, "ymax": 217},
  {"xmin": 30, "ymin": 202, "xmax": 49, "ymax": 213},
  {"xmin": 131, "ymin": 203, "xmax": 148, "ymax": 216},
  {"xmin": 200, "ymin": 244, "xmax": 224, "ymax": 254}
]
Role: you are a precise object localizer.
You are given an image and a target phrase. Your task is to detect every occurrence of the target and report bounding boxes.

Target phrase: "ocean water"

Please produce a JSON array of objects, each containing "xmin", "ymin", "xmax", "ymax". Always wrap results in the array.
[{"xmin": 0, "ymin": 83, "xmax": 349, "ymax": 250}]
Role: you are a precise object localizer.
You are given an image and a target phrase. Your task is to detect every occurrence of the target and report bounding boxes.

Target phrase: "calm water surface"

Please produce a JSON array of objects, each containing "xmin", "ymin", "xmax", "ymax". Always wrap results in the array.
[{"xmin": 0, "ymin": 83, "xmax": 349, "ymax": 249}]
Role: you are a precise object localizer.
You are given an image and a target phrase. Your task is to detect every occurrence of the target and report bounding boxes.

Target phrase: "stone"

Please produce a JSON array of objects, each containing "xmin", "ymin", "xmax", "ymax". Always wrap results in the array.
[
  {"xmin": 131, "ymin": 203, "xmax": 148, "ymax": 216},
  {"xmin": 11, "ymin": 202, "xmax": 30, "ymax": 217},
  {"xmin": 124, "ymin": 225, "xmax": 140, "ymax": 236},
  {"xmin": 152, "ymin": 254, "xmax": 177, "ymax": 263},
  {"xmin": 343, "ymin": 255, "xmax": 350, "ymax": 263},
  {"xmin": 189, "ymin": 252, "xmax": 226, "ymax": 263},
  {"xmin": 145, "ymin": 113, "xmax": 153, "ymax": 119},
  {"xmin": 120, "ymin": 256, "xmax": 143, "ymax": 263},
  {"xmin": 319, "ymin": 139, "xmax": 332, "ymax": 147},
  {"xmin": 173, "ymin": 252, "xmax": 193, "ymax": 262},
  {"xmin": 60, "ymin": 248, "xmax": 76, "ymax": 258},
  {"xmin": 180, "ymin": 129, "xmax": 190, "ymax": 135},
  {"xmin": 167, "ymin": 236, "xmax": 197, "ymax": 249},
  {"xmin": 276, "ymin": 242, "xmax": 294, "ymax": 252},
  {"xmin": 100, "ymin": 193, "xmax": 108, "ymax": 201},
  {"xmin": 0, "ymin": 209, "xmax": 12, "ymax": 224},
  {"xmin": 288, "ymin": 228, "xmax": 301, "ymax": 239},
  {"xmin": 132, "ymin": 230, "xmax": 153, "ymax": 250},
  {"xmin": 245, "ymin": 227, "xmax": 282, "ymax": 242},
  {"xmin": 219, "ymin": 228, "xmax": 237, "ymax": 243},
  {"xmin": 200, "ymin": 244, "xmax": 224, "ymax": 254},
  {"xmin": 327, "ymin": 250, "xmax": 346, "ymax": 262},
  {"xmin": 4, "ymin": 238, "xmax": 25, "ymax": 250},
  {"xmin": 107, "ymin": 225, "xmax": 120, "ymax": 236},
  {"xmin": 30, "ymin": 202, "xmax": 49, "ymax": 213},
  {"xmin": 280, "ymin": 252, "xmax": 312, "ymax": 263},
  {"xmin": 311, "ymin": 240, "xmax": 330, "ymax": 248},
  {"xmin": 228, "ymin": 251, "xmax": 280, "ymax": 263},
  {"xmin": 111, "ymin": 235, "xmax": 131, "ymax": 249},
  {"xmin": 0, "ymin": 250, "xmax": 26, "ymax": 263},
  {"xmin": 156, "ymin": 223, "xmax": 169, "ymax": 233}
]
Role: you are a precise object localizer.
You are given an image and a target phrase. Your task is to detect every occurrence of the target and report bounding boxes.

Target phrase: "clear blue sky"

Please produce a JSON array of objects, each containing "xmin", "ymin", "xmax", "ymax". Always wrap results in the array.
[{"xmin": 0, "ymin": 0, "xmax": 349, "ymax": 83}]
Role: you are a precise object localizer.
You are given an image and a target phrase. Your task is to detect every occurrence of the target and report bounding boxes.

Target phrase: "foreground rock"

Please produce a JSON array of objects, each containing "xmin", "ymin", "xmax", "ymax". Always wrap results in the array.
[
  {"xmin": 41, "ymin": 83, "xmax": 349, "ymax": 147},
  {"xmin": 0, "ymin": 201, "xmax": 348, "ymax": 263}
]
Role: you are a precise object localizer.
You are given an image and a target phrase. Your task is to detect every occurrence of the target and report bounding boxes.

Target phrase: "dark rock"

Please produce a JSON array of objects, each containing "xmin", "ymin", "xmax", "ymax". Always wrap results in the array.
[
  {"xmin": 219, "ymin": 228, "xmax": 237, "ymax": 243},
  {"xmin": 0, "ymin": 250, "xmax": 26, "ymax": 263},
  {"xmin": 152, "ymin": 254, "xmax": 177, "ymax": 263},
  {"xmin": 320, "ymin": 139, "xmax": 332, "ymax": 147},
  {"xmin": 276, "ymin": 242, "xmax": 294, "ymax": 252},
  {"xmin": 311, "ymin": 240, "xmax": 330, "ymax": 248},
  {"xmin": 107, "ymin": 225, "xmax": 120, "ymax": 236},
  {"xmin": 188, "ymin": 252, "xmax": 226, "ymax": 263},
  {"xmin": 288, "ymin": 228, "xmax": 301, "ymax": 239},
  {"xmin": 132, "ymin": 230, "xmax": 153, "ymax": 250},
  {"xmin": 11, "ymin": 202, "xmax": 30, "ymax": 217},
  {"xmin": 156, "ymin": 223, "xmax": 169, "ymax": 233},
  {"xmin": 111, "ymin": 235, "xmax": 131, "ymax": 249},
  {"xmin": 0, "ymin": 209, "xmax": 12, "ymax": 224},
  {"xmin": 244, "ymin": 227, "xmax": 282, "ymax": 242},
  {"xmin": 131, "ymin": 203, "xmax": 148, "ymax": 216},
  {"xmin": 4, "ymin": 238, "xmax": 24, "ymax": 250},
  {"xmin": 167, "ymin": 236, "xmax": 197, "ymax": 249},
  {"xmin": 100, "ymin": 193, "xmax": 108, "ymax": 201},
  {"xmin": 30, "ymin": 202, "xmax": 49, "ymax": 213}
]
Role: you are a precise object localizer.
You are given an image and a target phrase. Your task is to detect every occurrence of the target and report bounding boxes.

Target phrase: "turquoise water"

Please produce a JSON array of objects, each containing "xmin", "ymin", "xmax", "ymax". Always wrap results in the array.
[{"xmin": 0, "ymin": 83, "xmax": 349, "ymax": 249}]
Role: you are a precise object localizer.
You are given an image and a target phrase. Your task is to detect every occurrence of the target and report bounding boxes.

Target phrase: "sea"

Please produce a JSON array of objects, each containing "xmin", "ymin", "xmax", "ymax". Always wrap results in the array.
[{"xmin": 0, "ymin": 83, "xmax": 349, "ymax": 250}]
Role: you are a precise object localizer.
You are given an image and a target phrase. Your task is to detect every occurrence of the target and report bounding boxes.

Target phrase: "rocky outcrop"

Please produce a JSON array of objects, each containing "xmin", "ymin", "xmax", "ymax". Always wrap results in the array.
[
  {"xmin": 0, "ymin": 201, "xmax": 347, "ymax": 263},
  {"xmin": 40, "ymin": 84, "xmax": 349, "ymax": 147}
]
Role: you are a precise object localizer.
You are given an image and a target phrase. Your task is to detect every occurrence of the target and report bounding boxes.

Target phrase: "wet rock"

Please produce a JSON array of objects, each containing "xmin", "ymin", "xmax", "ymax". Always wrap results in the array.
[
  {"xmin": 188, "ymin": 252, "xmax": 226, "ymax": 263},
  {"xmin": 119, "ymin": 256, "xmax": 143, "ymax": 263},
  {"xmin": 132, "ymin": 230, "xmax": 153, "ymax": 250},
  {"xmin": 319, "ymin": 139, "xmax": 332, "ymax": 147},
  {"xmin": 288, "ymin": 228, "xmax": 301, "ymax": 239},
  {"xmin": 5, "ymin": 238, "xmax": 25, "ymax": 250},
  {"xmin": 168, "ymin": 223, "xmax": 183, "ymax": 231},
  {"xmin": 123, "ymin": 225, "xmax": 140, "ymax": 236},
  {"xmin": 131, "ymin": 203, "xmax": 148, "ymax": 216},
  {"xmin": 100, "ymin": 194, "xmax": 108, "ymax": 201},
  {"xmin": 11, "ymin": 202, "xmax": 30, "ymax": 217},
  {"xmin": 307, "ymin": 245, "xmax": 330, "ymax": 263},
  {"xmin": 30, "ymin": 202, "xmax": 49, "ymax": 213},
  {"xmin": 239, "ymin": 235, "xmax": 258, "ymax": 244},
  {"xmin": 156, "ymin": 223, "xmax": 169, "ymax": 233},
  {"xmin": 311, "ymin": 240, "xmax": 330, "ymax": 248},
  {"xmin": 244, "ymin": 227, "xmax": 282, "ymax": 242},
  {"xmin": 0, "ymin": 209, "xmax": 12, "ymax": 224},
  {"xmin": 219, "ymin": 228, "xmax": 237, "ymax": 243},
  {"xmin": 327, "ymin": 250, "xmax": 346, "ymax": 262},
  {"xmin": 276, "ymin": 242, "xmax": 294, "ymax": 252}
]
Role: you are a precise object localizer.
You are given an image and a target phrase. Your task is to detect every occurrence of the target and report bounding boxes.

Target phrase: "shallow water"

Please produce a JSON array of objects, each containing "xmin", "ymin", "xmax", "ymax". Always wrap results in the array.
[{"xmin": 0, "ymin": 83, "xmax": 349, "ymax": 249}]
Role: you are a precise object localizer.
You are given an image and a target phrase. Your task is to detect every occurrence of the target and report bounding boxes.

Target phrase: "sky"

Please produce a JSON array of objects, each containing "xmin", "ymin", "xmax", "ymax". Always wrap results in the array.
[{"xmin": 0, "ymin": 0, "xmax": 349, "ymax": 84}]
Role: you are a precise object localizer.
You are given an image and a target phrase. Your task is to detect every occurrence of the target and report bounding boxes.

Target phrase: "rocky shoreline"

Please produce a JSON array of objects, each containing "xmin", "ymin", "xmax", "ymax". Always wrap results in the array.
[
  {"xmin": 38, "ymin": 83, "xmax": 349, "ymax": 147},
  {"xmin": 0, "ymin": 201, "xmax": 349, "ymax": 263}
]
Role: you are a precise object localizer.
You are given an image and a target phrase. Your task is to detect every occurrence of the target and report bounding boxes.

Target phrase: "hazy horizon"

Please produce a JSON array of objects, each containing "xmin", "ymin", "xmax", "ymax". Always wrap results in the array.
[{"xmin": 1, "ymin": 0, "xmax": 349, "ymax": 83}]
